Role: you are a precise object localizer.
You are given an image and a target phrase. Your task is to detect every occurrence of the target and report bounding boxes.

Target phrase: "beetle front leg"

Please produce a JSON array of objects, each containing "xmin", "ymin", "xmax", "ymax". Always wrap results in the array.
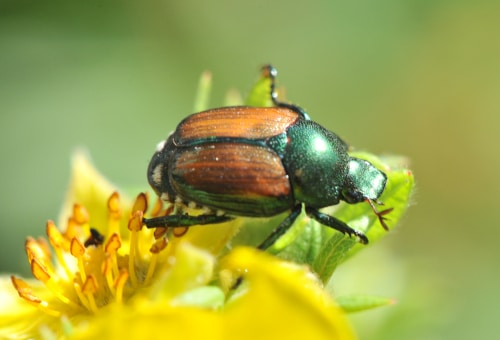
[
  {"xmin": 305, "ymin": 207, "xmax": 369, "ymax": 244},
  {"xmin": 143, "ymin": 213, "xmax": 234, "ymax": 228}
]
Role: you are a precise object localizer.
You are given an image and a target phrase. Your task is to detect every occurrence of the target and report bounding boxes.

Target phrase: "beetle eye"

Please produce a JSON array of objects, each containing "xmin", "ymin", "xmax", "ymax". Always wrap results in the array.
[{"xmin": 341, "ymin": 189, "xmax": 364, "ymax": 204}]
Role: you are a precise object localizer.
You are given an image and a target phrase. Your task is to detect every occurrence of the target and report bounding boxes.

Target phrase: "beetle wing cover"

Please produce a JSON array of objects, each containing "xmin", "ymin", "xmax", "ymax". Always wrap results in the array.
[
  {"xmin": 171, "ymin": 142, "xmax": 293, "ymax": 217},
  {"xmin": 176, "ymin": 106, "xmax": 300, "ymax": 142}
]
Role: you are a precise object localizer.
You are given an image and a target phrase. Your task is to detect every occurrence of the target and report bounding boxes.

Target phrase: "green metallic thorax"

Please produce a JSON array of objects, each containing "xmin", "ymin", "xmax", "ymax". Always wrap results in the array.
[{"xmin": 272, "ymin": 119, "xmax": 350, "ymax": 208}]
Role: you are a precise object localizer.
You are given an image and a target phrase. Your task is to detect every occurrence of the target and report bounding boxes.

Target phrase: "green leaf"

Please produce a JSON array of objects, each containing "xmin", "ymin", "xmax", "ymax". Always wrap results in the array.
[
  {"xmin": 337, "ymin": 294, "xmax": 396, "ymax": 313},
  {"xmin": 245, "ymin": 68, "xmax": 274, "ymax": 107},
  {"xmin": 223, "ymin": 88, "xmax": 244, "ymax": 106},
  {"xmin": 193, "ymin": 71, "xmax": 213, "ymax": 112},
  {"xmin": 312, "ymin": 153, "xmax": 414, "ymax": 282},
  {"xmin": 268, "ymin": 211, "xmax": 325, "ymax": 265}
]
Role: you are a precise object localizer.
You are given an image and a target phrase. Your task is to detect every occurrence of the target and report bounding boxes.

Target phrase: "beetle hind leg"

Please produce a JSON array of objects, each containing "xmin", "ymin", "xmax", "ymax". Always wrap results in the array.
[
  {"xmin": 143, "ymin": 213, "xmax": 234, "ymax": 229},
  {"xmin": 261, "ymin": 65, "xmax": 311, "ymax": 120},
  {"xmin": 305, "ymin": 207, "xmax": 369, "ymax": 244}
]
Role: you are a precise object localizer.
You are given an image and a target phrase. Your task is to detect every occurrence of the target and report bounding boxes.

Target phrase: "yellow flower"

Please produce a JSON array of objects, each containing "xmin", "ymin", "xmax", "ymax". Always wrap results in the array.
[{"xmin": 1, "ymin": 151, "xmax": 356, "ymax": 339}]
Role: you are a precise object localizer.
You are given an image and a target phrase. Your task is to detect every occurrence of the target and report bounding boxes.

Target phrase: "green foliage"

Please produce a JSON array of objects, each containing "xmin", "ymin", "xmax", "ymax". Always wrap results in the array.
[
  {"xmin": 245, "ymin": 68, "xmax": 275, "ymax": 107},
  {"xmin": 336, "ymin": 294, "xmax": 396, "ymax": 313}
]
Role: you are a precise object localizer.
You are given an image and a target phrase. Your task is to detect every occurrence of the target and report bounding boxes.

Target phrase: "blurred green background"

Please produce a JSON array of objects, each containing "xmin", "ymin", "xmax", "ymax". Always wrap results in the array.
[{"xmin": 1, "ymin": 0, "xmax": 499, "ymax": 338}]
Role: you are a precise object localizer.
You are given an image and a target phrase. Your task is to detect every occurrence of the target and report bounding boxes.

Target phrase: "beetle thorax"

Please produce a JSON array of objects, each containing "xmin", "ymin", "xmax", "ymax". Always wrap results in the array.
[{"xmin": 282, "ymin": 120, "xmax": 350, "ymax": 208}]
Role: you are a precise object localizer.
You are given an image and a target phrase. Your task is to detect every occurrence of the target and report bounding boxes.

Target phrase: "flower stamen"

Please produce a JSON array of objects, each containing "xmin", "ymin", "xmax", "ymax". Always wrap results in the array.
[
  {"xmin": 104, "ymin": 233, "xmax": 122, "ymax": 276},
  {"xmin": 73, "ymin": 282, "xmax": 91, "ymax": 312},
  {"xmin": 151, "ymin": 197, "xmax": 164, "ymax": 216},
  {"xmin": 82, "ymin": 275, "xmax": 99, "ymax": 313},
  {"xmin": 29, "ymin": 258, "xmax": 81, "ymax": 309},
  {"xmin": 127, "ymin": 210, "xmax": 144, "ymax": 288},
  {"xmin": 102, "ymin": 255, "xmax": 116, "ymax": 296},
  {"xmin": 64, "ymin": 218, "xmax": 78, "ymax": 245},
  {"xmin": 25, "ymin": 237, "xmax": 54, "ymax": 274},
  {"xmin": 72, "ymin": 204, "xmax": 91, "ymax": 241},
  {"xmin": 10, "ymin": 276, "xmax": 62, "ymax": 317},
  {"xmin": 107, "ymin": 192, "xmax": 121, "ymax": 236},
  {"xmin": 72, "ymin": 204, "xmax": 89, "ymax": 226},
  {"xmin": 154, "ymin": 227, "xmax": 168, "ymax": 239},
  {"xmin": 145, "ymin": 238, "xmax": 168, "ymax": 285},
  {"xmin": 114, "ymin": 271, "xmax": 129, "ymax": 304},
  {"xmin": 70, "ymin": 237, "xmax": 87, "ymax": 283},
  {"xmin": 45, "ymin": 221, "xmax": 73, "ymax": 280},
  {"xmin": 30, "ymin": 257, "xmax": 51, "ymax": 283},
  {"xmin": 132, "ymin": 193, "xmax": 148, "ymax": 215},
  {"xmin": 152, "ymin": 203, "xmax": 174, "ymax": 240}
]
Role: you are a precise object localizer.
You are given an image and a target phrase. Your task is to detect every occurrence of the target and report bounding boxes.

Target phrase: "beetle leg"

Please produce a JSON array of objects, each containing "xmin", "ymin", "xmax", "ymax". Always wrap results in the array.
[
  {"xmin": 261, "ymin": 64, "xmax": 280, "ymax": 104},
  {"xmin": 257, "ymin": 204, "xmax": 303, "ymax": 250},
  {"xmin": 230, "ymin": 205, "xmax": 301, "ymax": 292},
  {"xmin": 305, "ymin": 207, "xmax": 369, "ymax": 244},
  {"xmin": 261, "ymin": 65, "xmax": 311, "ymax": 120},
  {"xmin": 142, "ymin": 214, "xmax": 234, "ymax": 229}
]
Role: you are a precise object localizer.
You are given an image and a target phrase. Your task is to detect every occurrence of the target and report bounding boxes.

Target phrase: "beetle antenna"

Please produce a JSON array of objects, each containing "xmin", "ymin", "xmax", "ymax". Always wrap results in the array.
[{"xmin": 366, "ymin": 199, "xmax": 393, "ymax": 231}]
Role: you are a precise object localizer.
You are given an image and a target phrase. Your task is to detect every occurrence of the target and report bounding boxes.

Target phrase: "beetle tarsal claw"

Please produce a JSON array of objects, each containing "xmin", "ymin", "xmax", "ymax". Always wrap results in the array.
[
  {"xmin": 354, "ymin": 231, "xmax": 369, "ymax": 245},
  {"xmin": 367, "ymin": 199, "xmax": 393, "ymax": 231}
]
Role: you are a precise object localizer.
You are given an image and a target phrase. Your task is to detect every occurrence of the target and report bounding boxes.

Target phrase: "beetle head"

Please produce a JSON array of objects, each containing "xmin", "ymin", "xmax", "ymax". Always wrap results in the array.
[{"xmin": 341, "ymin": 158, "xmax": 387, "ymax": 204}]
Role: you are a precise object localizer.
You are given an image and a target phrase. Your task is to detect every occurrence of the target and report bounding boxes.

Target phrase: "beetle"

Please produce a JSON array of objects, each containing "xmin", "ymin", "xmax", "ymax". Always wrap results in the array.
[{"xmin": 143, "ymin": 65, "xmax": 392, "ymax": 248}]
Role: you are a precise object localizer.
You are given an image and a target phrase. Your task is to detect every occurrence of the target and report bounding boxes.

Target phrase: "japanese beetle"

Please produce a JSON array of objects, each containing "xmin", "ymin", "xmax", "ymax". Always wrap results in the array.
[{"xmin": 143, "ymin": 65, "xmax": 391, "ymax": 247}]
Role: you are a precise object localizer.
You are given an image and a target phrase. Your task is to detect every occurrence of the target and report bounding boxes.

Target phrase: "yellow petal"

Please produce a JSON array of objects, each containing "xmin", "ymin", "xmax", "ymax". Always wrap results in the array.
[
  {"xmin": 0, "ymin": 277, "xmax": 53, "ymax": 338},
  {"xmin": 68, "ymin": 247, "xmax": 356, "ymax": 340},
  {"xmin": 58, "ymin": 150, "xmax": 132, "ymax": 235},
  {"xmin": 150, "ymin": 242, "xmax": 215, "ymax": 300},
  {"xmin": 178, "ymin": 218, "xmax": 242, "ymax": 256},
  {"xmin": 69, "ymin": 304, "xmax": 224, "ymax": 339},
  {"xmin": 222, "ymin": 247, "xmax": 357, "ymax": 340}
]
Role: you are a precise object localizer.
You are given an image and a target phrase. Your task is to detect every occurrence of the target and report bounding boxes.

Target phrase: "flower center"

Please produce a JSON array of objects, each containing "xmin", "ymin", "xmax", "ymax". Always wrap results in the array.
[{"xmin": 11, "ymin": 192, "xmax": 173, "ymax": 317}]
